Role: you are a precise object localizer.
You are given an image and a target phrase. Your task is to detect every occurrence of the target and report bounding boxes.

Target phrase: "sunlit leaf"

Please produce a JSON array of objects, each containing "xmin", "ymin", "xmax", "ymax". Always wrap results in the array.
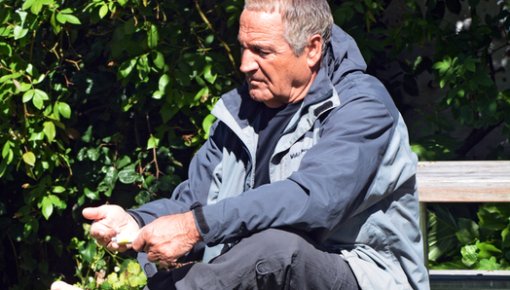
[
  {"xmin": 461, "ymin": 244, "xmax": 478, "ymax": 267},
  {"xmin": 13, "ymin": 26, "xmax": 28, "ymax": 40},
  {"xmin": 152, "ymin": 51, "xmax": 165, "ymax": 70},
  {"xmin": 41, "ymin": 196, "xmax": 53, "ymax": 220},
  {"xmin": 52, "ymin": 186, "xmax": 65, "ymax": 193},
  {"xmin": 99, "ymin": 4, "xmax": 108, "ymax": 19},
  {"xmin": 158, "ymin": 74, "xmax": 170, "ymax": 92},
  {"xmin": 56, "ymin": 9, "xmax": 81, "ymax": 25},
  {"xmin": 202, "ymin": 114, "xmax": 216, "ymax": 138},
  {"xmin": 147, "ymin": 24, "xmax": 159, "ymax": 49},
  {"xmin": 22, "ymin": 151, "xmax": 36, "ymax": 167},
  {"xmin": 118, "ymin": 165, "xmax": 138, "ymax": 184},
  {"xmin": 32, "ymin": 89, "xmax": 49, "ymax": 109},
  {"xmin": 43, "ymin": 121, "xmax": 56, "ymax": 142},
  {"xmin": 478, "ymin": 257, "xmax": 500, "ymax": 270},
  {"xmin": 119, "ymin": 58, "xmax": 137, "ymax": 78},
  {"xmin": 147, "ymin": 135, "xmax": 159, "ymax": 149},
  {"xmin": 57, "ymin": 102, "xmax": 72, "ymax": 119}
]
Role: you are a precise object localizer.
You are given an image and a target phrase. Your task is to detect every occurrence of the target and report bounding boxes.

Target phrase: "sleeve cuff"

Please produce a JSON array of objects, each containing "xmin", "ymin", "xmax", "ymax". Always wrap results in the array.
[
  {"xmin": 190, "ymin": 202, "xmax": 210, "ymax": 236},
  {"xmin": 126, "ymin": 210, "xmax": 146, "ymax": 227}
]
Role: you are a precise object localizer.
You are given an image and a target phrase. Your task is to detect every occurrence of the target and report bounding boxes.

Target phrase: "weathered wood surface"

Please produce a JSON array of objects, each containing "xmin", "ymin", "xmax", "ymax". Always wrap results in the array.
[{"xmin": 417, "ymin": 161, "xmax": 510, "ymax": 203}]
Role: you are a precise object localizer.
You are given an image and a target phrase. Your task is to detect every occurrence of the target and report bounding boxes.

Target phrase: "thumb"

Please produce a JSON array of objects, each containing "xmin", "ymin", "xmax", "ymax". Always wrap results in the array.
[
  {"xmin": 82, "ymin": 205, "xmax": 108, "ymax": 221},
  {"xmin": 131, "ymin": 227, "xmax": 147, "ymax": 253}
]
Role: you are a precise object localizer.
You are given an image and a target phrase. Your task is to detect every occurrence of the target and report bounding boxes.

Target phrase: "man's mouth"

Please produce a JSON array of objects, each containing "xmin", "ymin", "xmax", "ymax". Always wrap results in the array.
[{"xmin": 248, "ymin": 78, "xmax": 263, "ymax": 86}]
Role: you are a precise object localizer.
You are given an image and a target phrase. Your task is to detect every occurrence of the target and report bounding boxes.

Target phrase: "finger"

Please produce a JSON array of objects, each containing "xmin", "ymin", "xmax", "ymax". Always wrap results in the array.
[
  {"xmin": 51, "ymin": 281, "xmax": 83, "ymax": 290},
  {"xmin": 89, "ymin": 222, "xmax": 116, "ymax": 246},
  {"xmin": 106, "ymin": 239, "xmax": 131, "ymax": 253},
  {"xmin": 146, "ymin": 250, "xmax": 160, "ymax": 263},
  {"xmin": 82, "ymin": 206, "xmax": 108, "ymax": 221},
  {"xmin": 106, "ymin": 240, "xmax": 121, "ymax": 252}
]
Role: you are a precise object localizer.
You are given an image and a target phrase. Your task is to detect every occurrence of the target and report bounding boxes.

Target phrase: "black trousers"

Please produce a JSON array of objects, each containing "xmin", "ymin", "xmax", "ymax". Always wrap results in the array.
[{"xmin": 143, "ymin": 228, "xmax": 360, "ymax": 290}]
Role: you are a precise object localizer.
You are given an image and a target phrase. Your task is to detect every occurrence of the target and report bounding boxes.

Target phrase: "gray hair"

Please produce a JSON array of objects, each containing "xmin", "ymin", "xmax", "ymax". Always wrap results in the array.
[{"xmin": 243, "ymin": 0, "xmax": 333, "ymax": 56}]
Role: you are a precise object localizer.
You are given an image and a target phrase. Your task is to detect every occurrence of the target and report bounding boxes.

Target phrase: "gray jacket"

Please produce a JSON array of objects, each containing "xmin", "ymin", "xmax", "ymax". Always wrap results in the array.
[{"xmin": 132, "ymin": 26, "xmax": 429, "ymax": 289}]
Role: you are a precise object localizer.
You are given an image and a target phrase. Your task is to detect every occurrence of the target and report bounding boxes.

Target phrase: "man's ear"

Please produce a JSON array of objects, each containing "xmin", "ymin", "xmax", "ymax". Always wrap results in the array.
[{"xmin": 306, "ymin": 34, "xmax": 323, "ymax": 68}]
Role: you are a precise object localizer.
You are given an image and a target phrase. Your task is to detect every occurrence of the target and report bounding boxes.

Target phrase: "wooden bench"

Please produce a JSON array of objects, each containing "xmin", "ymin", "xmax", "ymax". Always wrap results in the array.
[{"xmin": 416, "ymin": 161, "xmax": 510, "ymax": 289}]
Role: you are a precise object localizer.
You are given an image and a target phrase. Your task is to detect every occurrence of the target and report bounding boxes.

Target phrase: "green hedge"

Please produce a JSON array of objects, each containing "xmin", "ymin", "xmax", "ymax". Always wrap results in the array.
[{"xmin": 0, "ymin": 0, "xmax": 508, "ymax": 289}]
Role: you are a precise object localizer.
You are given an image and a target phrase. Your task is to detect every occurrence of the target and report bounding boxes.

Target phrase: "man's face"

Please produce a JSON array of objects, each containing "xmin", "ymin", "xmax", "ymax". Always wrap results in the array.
[{"xmin": 238, "ymin": 10, "xmax": 315, "ymax": 108}]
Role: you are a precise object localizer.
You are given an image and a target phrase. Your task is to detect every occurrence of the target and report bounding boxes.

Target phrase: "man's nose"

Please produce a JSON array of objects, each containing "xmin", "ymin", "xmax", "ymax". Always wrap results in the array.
[{"xmin": 239, "ymin": 49, "xmax": 258, "ymax": 74}]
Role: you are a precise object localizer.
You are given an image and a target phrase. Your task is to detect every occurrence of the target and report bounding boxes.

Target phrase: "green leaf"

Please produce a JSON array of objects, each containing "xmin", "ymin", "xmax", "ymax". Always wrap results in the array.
[
  {"xmin": 86, "ymin": 148, "xmax": 100, "ymax": 161},
  {"xmin": 22, "ymin": 0, "xmax": 36, "ymax": 11},
  {"xmin": 455, "ymin": 218, "xmax": 479, "ymax": 244},
  {"xmin": 152, "ymin": 90, "xmax": 164, "ymax": 100},
  {"xmin": 22, "ymin": 151, "xmax": 36, "ymax": 167},
  {"xmin": 147, "ymin": 24, "xmax": 159, "ymax": 49},
  {"xmin": 43, "ymin": 121, "xmax": 56, "ymax": 142},
  {"xmin": 116, "ymin": 155, "xmax": 132, "ymax": 169},
  {"xmin": 22, "ymin": 0, "xmax": 53, "ymax": 14},
  {"xmin": 434, "ymin": 57, "xmax": 455, "ymax": 74},
  {"xmin": 84, "ymin": 187, "xmax": 99, "ymax": 200},
  {"xmin": 16, "ymin": 10, "xmax": 28, "ymax": 26},
  {"xmin": 119, "ymin": 58, "xmax": 137, "ymax": 78},
  {"xmin": 476, "ymin": 241, "xmax": 502, "ymax": 259},
  {"xmin": 99, "ymin": 4, "xmax": 108, "ymax": 19},
  {"xmin": 52, "ymin": 186, "xmax": 65, "ymax": 193},
  {"xmin": 118, "ymin": 165, "xmax": 138, "ymax": 184},
  {"xmin": 0, "ymin": 72, "xmax": 22, "ymax": 84},
  {"xmin": 428, "ymin": 207, "xmax": 459, "ymax": 262},
  {"xmin": 461, "ymin": 244, "xmax": 478, "ymax": 267},
  {"xmin": 30, "ymin": 89, "xmax": 49, "ymax": 109},
  {"xmin": 48, "ymin": 194, "xmax": 66, "ymax": 209},
  {"xmin": 0, "ymin": 42, "xmax": 12, "ymax": 56},
  {"xmin": 41, "ymin": 196, "xmax": 54, "ymax": 220},
  {"xmin": 2, "ymin": 141, "xmax": 12, "ymax": 159},
  {"xmin": 152, "ymin": 51, "xmax": 165, "ymax": 70},
  {"xmin": 194, "ymin": 87, "xmax": 209, "ymax": 102},
  {"xmin": 203, "ymin": 64, "xmax": 217, "ymax": 84},
  {"xmin": 502, "ymin": 224, "xmax": 510, "ymax": 249},
  {"xmin": 57, "ymin": 102, "xmax": 71, "ymax": 119},
  {"xmin": 13, "ymin": 26, "xmax": 28, "ymax": 40},
  {"xmin": 50, "ymin": 10, "xmax": 61, "ymax": 33},
  {"xmin": 158, "ymin": 74, "xmax": 170, "ymax": 92},
  {"xmin": 478, "ymin": 204, "xmax": 510, "ymax": 231},
  {"xmin": 147, "ymin": 135, "xmax": 159, "ymax": 149},
  {"xmin": 56, "ymin": 10, "xmax": 81, "ymax": 25},
  {"xmin": 478, "ymin": 257, "xmax": 500, "ymax": 270},
  {"xmin": 202, "ymin": 114, "xmax": 216, "ymax": 138},
  {"xmin": 22, "ymin": 89, "xmax": 34, "ymax": 103}
]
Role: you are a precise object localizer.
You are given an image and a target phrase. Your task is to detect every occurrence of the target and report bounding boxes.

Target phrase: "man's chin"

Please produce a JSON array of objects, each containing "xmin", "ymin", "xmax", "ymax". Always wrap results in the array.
[{"xmin": 248, "ymin": 90, "xmax": 266, "ymax": 103}]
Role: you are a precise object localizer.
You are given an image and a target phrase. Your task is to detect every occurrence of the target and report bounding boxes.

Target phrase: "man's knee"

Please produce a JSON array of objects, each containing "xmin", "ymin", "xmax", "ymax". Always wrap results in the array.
[{"xmin": 234, "ymin": 228, "xmax": 309, "ymax": 260}]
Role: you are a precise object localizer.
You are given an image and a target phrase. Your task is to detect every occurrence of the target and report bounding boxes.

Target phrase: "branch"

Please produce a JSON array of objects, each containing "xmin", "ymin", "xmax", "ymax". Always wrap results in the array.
[
  {"xmin": 194, "ymin": 0, "xmax": 238, "ymax": 74},
  {"xmin": 454, "ymin": 121, "xmax": 503, "ymax": 158}
]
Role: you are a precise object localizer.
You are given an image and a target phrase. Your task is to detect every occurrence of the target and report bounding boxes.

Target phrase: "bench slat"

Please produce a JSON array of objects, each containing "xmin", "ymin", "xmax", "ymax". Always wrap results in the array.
[{"xmin": 417, "ymin": 161, "xmax": 510, "ymax": 203}]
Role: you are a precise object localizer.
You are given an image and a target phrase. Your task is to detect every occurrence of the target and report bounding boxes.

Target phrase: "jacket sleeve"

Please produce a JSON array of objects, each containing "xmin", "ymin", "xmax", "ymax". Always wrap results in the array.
[
  {"xmin": 198, "ymin": 94, "xmax": 395, "ymax": 245},
  {"xmin": 129, "ymin": 121, "xmax": 223, "ymax": 226}
]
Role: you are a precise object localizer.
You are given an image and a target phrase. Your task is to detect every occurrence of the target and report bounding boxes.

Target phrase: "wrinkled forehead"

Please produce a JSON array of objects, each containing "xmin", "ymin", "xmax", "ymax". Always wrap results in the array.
[{"xmin": 238, "ymin": 10, "xmax": 286, "ymax": 42}]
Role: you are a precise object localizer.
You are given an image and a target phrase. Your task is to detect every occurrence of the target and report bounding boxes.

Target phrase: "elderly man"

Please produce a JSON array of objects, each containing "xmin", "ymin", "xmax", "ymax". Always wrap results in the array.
[{"xmin": 56, "ymin": 0, "xmax": 429, "ymax": 289}]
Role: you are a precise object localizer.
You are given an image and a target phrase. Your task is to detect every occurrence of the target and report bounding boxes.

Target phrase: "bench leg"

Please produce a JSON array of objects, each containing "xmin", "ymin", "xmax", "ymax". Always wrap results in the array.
[{"xmin": 419, "ymin": 202, "xmax": 428, "ymax": 267}]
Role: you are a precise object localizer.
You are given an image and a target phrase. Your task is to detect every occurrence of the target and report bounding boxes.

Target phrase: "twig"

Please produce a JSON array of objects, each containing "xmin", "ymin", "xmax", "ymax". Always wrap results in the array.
[
  {"xmin": 194, "ymin": 0, "xmax": 238, "ymax": 73},
  {"xmin": 145, "ymin": 114, "xmax": 161, "ymax": 178}
]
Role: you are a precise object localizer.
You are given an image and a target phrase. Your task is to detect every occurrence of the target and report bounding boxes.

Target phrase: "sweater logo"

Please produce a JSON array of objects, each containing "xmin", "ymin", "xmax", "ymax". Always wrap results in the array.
[{"xmin": 290, "ymin": 148, "xmax": 307, "ymax": 159}]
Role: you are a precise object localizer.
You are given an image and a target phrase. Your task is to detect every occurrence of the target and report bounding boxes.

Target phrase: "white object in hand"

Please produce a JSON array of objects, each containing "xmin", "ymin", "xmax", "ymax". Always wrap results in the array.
[{"xmin": 111, "ymin": 232, "xmax": 136, "ymax": 245}]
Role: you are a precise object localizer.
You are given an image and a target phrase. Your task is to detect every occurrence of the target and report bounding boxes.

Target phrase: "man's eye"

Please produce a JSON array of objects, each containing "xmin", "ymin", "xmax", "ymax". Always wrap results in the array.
[{"xmin": 253, "ymin": 47, "xmax": 269, "ymax": 56}]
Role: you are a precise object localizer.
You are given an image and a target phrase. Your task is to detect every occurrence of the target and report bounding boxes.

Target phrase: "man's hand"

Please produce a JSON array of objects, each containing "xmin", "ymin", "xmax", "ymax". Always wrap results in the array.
[
  {"xmin": 82, "ymin": 204, "xmax": 140, "ymax": 252},
  {"xmin": 132, "ymin": 211, "xmax": 201, "ymax": 269},
  {"xmin": 50, "ymin": 281, "xmax": 82, "ymax": 290}
]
